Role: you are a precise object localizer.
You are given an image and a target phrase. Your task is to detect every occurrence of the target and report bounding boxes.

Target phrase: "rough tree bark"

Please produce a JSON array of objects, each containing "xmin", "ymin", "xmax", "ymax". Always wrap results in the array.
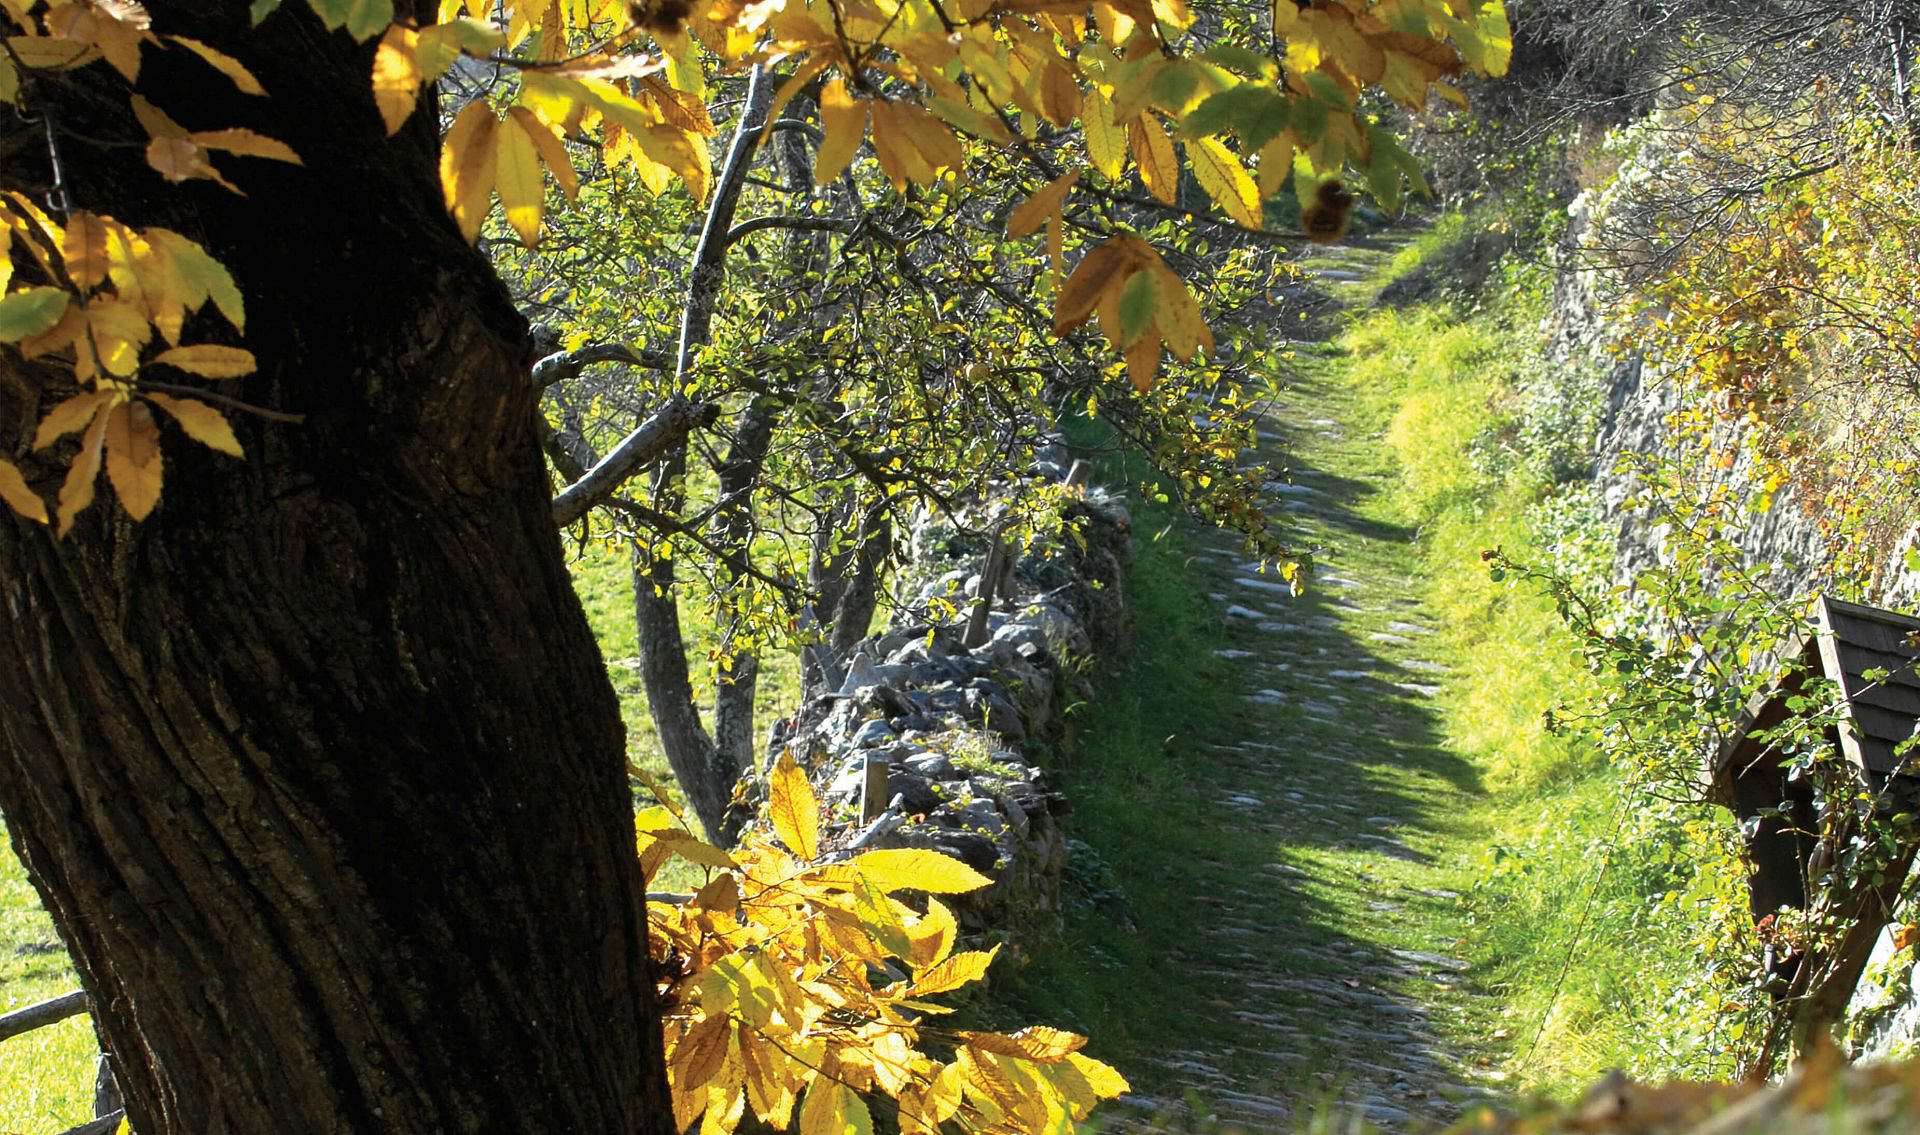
[{"xmin": 0, "ymin": 5, "xmax": 673, "ymax": 1133}]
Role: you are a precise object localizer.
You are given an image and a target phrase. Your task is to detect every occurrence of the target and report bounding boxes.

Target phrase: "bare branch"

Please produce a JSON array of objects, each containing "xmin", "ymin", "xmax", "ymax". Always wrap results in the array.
[{"xmin": 550, "ymin": 397, "xmax": 721, "ymax": 527}]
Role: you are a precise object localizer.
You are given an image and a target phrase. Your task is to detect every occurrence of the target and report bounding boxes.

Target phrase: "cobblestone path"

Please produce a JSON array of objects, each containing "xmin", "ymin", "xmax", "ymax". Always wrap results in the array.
[{"xmin": 1104, "ymin": 234, "xmax": 1506, "ymax": 1133}]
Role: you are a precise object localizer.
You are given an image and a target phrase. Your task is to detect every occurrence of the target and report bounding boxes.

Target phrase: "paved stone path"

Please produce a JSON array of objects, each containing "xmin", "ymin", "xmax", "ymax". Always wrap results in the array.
[{"xmin": 1106, "ymin": 234, "xmax": 1505, "ymax": 1132}]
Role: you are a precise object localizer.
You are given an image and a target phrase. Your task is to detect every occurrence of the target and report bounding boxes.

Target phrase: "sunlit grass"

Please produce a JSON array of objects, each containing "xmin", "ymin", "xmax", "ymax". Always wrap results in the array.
[{"xmin": 1, "ymin": 821, "xmax": 96, "ymax": 1133}]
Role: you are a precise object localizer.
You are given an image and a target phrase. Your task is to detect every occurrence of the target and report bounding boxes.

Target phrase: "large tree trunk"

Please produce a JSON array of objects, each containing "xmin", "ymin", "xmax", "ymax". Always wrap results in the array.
[{"xmin": 0, "ymin": 6, "xmax": 672, "ymax": 1133}]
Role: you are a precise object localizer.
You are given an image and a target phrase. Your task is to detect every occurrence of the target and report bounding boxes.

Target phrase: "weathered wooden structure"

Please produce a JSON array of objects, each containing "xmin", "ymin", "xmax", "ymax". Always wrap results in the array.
[{"xmin": 1708, "ymin": 595, "xmax": 1920, "ymax": 1053}]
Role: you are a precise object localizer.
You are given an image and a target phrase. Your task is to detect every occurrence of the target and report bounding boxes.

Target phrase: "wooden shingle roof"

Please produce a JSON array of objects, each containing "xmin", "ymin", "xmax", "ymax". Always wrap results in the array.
[
  {"xmin": 1709, "ymin": 596, "xmax": 1920, "ymax": 802},
  {"xmin": 1813, "ymin": 596, "xmax": 1920, "ymax": 778}
]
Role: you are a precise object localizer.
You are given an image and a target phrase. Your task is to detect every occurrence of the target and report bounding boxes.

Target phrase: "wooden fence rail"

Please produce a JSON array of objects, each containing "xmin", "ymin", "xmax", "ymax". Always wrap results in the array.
[{"xmin": 0, "ymin": 989, "xmax": 87, "ymax": 1042}]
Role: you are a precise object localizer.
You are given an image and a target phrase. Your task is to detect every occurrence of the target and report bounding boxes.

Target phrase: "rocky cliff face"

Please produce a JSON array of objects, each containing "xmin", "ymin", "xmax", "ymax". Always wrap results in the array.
[{"xmin": 1541, "ymin": 186, "xmax": 1920, "ymax": 1059}]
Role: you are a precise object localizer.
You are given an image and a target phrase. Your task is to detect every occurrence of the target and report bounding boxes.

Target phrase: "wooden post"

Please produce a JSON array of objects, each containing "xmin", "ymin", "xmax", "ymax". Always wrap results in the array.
[
  {"xmin": 860, "ymin": 752, "xmax": 890, "ymax": 824},
  {"xmin": 963, "ymin": 532, "xmax": 1008, "ymax": 649}
]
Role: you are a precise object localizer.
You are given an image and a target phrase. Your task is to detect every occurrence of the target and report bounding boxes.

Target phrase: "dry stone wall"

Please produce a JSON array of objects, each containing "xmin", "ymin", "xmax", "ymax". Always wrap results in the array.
[{"xmin": 748, "ymin": 467, "xmax": 1133, "ymax": 937}]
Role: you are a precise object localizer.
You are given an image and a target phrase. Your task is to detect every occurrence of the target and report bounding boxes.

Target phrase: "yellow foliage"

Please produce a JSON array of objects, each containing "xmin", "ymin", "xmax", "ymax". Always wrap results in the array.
[{"xmin": 637, "ymin": 768, "xmax": 1127, "ymax": 1135}]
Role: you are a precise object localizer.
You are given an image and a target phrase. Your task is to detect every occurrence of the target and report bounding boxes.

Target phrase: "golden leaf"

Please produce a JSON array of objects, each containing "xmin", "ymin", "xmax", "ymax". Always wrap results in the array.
[
  {"xmin": 372, "ymin": 25, "xmax": 423, "ymax": 135},
  {"xmin": 814, "ymin": 80, "xmax": 868, "ymax": 187},
  {"xmin": 493, "ymin": 110, "xmax": 545, "ymax": 246},
  {"xmin": 738, "ymin": 1025, "xmax": 797, "ymax": 1128},
  {"xmin": 670, "ymin": 1012, "xmax": 733, "ymax": 1096},
  {"xmin": 799, "ymin": 1079, "xmax": 872, "ymax": 1135},
  {"xmin": 143, "ymin": 393, "xmax": 244, "ymax": 458},
  {"xmin": 0, "ymin": 458, "xmax": 46, "ymax": 523},
  {"xmin": 168, "ymin": 35, "xmax": 266, "ymax": 96},
  {"xmin": 1053, "ymin": 234, "xmax": 1150, "ymax": 336},
  {"xmin": 34, "ymin": 391, "xmax": 114, "ymax": 450},
  {"xmin": 654, "ymin": 829, "xmax": 739, "ymax": 870},
  {"xmin": 1065, "ymin": 1051, "xmax": 1130, "ymax": 1098},
  {"xmin": 908, "ymin": 896, "xmax": 957, "ymax": 968},
  {"xmin": 5, "ymin": 34, "xmax": 96, "ymax": 70},
  {"xmin": 148, "ymin": 343, "xmax": 256, "ymax": 379},
  {"xmin": 1257, "ymin": 132, "xmax": 1295, "ymax": 198},
  {"xmin": 1006, "ymin": 168, "xmax": 1080, "ymax": 241},
  {"xmin": 1037, "ymin": 57, "xmax": 1082, "ymax": 126},
  {"xmin": 190, "ymin": 128, "xmax": 302, "ymax": 165},
  {"xmin": 440, "ymin": 98, "xmax": 500, "ymax": 242},
  {"xmin": 909, "ymin": 945, "xmax": 998, "ymax": 995},
  {"xmin": 1188, "ymin": 135, "xmax": 1260, "ymax": 228},
  {"xmin": 55, "ymin": 397, "xmax": 112, "ymax": 535},
  {"xmin": 1124, "ymin": 334, "xmax": 1160, "ymax": 391},
  {"xmin": 61, "ymin": 212, "xmax": 111, "ymax": 290},
  {"xmin": 1145, "ymin": 260, "xmax": 1213, "ymax": 361},
  {"xmin": 766, "ymin": 751, "xmax": 819, "ymax": 861},
  {"xmin": 846, "ymin": 848, "xmax": 994, "ymax": 895},
  {"xmin": 510, "ymin": 108, "xmax": 579, "ymax": 202},
  {"xmin": 103, "ymin": 399, "xmax": 162, "ymax": 521},
  {"xmin": 1129, "ymin": 114, "xmax": 1178, "ymax": 204}
]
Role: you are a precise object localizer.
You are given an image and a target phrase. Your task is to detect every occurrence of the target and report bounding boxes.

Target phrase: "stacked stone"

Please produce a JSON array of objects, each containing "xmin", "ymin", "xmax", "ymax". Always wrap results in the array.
[{"xmin": 753, "ymin": 480, "xmax": 1132, "ymax": 935}]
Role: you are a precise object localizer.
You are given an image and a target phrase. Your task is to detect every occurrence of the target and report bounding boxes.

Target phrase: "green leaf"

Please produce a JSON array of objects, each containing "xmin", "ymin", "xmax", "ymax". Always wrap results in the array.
[
  {"xmin": 0, "ymin": 287, "xmax": 69, "ymax": 342},
  {"xmin": 1183, "ymin": 86, "xmax": 1290, "ymax": 150},
  {"xmin": 1196, "ymin": 44, "xmax": 1275, "ymax": 79},
  {"xmin": 250, "ymin": 0, "xmax": 282, "ymax": 22},
  {"xmin": 305, "ymin": 0, "xmax": 393, "ymax": 41},
  {"xmin": 1116, "ymin": 269, "xmax": 1157, "ymax": 348}
]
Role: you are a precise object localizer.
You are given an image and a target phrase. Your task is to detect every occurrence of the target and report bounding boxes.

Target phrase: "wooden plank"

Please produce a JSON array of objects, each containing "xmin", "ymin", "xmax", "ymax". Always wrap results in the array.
[{"xmin": 0, "ymin": 989, "xmax": 87, "ymax": 1042}]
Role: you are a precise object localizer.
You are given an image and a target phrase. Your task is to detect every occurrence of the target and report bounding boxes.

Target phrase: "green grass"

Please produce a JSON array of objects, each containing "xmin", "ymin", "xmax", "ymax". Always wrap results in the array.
[
  {"xmin": 1, "ymin": 823, "xmax": 96, "ymax": 1134},
  {"xmin": 1339, "ymin": 262, "xmax": 1745, "ymax": 1091}
]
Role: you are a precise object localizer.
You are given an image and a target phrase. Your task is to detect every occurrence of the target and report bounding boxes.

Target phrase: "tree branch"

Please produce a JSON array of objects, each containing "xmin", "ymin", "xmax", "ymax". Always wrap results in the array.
[
  {"xmin": 725, "ymin": 214, "xmax": 855, "ymax": 246},
  {"xmin": 549, "ymin": 397, "xmax": 721, "ymax": 527},
  {"xmin": 531, "ymin": 342, "xmax": 668, "ymax": 389}
]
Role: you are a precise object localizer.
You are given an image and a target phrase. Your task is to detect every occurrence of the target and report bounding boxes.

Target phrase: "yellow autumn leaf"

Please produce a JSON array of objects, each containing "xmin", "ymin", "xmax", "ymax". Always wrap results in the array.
[
  {"xmin": 1188, "ymin": 135, "xmax": 1260, "ymax": 228},
  {"xmin": 372, "ymin": 24, "xmax": 422, "ymax": 134},
  {"xmin": 1006, "ymin": 168, "xmax": 1080, "ymax": 240},
  {"xmin": 799, "ymin": 1079, "xmax": 872, "ymax": 1135},
  {"xmin": 1037, "ymin": 57, "xmax": 1081, "ymax": 126},
  {"xmin": 1124, "ymin": 334, "xmax": 1160, "ymax": 391},
  {"xmin": 510, "ymin": 107, "xmax": 578, "ymax": 202},
  {"xmin": 86, "ymin": 298, "xmax": 151, "ymax": 378},
  {"xmin": 814, "ymin": 80, "xmax": 868, "ymax": 187},
  {"xmin": 1257, "ymin": 132, "xmax": 1295, "ymax": 198},
  {"xmin": 652, "ymin": 829, "xmax": 739, "ymax": 870},
  {"xmin": 0, "ymin": 457, "xmax": 45, "ymax": 522},
  {"xmin": 847, "ymin": 848, "xmax": 993, "ymax": 894},
  {"xmin": 1005, "ymin": 1025, "xmax": 1089, "ymax": 1062},
  {"xmin": 61, "ymin": 212, "xmax": 111, "ymax": 290},
  {"xmin": 440, "ymin": 98, "xmax": 500, "ymax": 242},
  {"xmin": 868, "ymin": 100, "xmax": 931, "ymax": 194},
  {"xmin": 1129, "ymin": 114, "xmax": 1178, "ymax": 204},
  {"xmin": 1082, "ymin": 87, "xmax": 1126, "ymax": 179},
  {"xmin": 148, "ymin": 343, "xmax": 256, "ymax": 379},
  {"xmin": 6, "ymin": 34, "xmax": 95, "ymax": 70},
  {"xmin": 767, "ymin": 751, "xmax": 819, "ymax": 861},
  {"xmin": 494, "ymin": 109, "xmax": 545, "ymax": 246},
  {"xmin": 1145, "ymin": 260, "xmax": 1213, "ymax": 362},
  {"xmin": 908, "ymin": 896, "xmax": 957, "ymax": 968},
  {"xmin": 909, "ymin": 945, "xmax": 999, "ymax": 995},
  {"xmin": 670, "ymin": 1012, "xmax": 733, "ymax": 1096},
  {"xmin": 143, "ymin": 393, "xmax": 244, "ymax": 458},
  {"xmin": 54, "ymin": 398, "xmax": 112, "ymax": 536},
  {"xmin": 103, "ymin": 399, "xmax": 162, "ymax": 521},
  {"xmin": 1052, "ymin": 234, "xmax": 1150, "ymax": 336},
  {"xmin": 189, "ymin": 128, "xmax": 302, "ymax": 165},
  {"xmin": 1066, "ymin": 1051, "xmax": 1130, "ymax": 1098},
  {"xmin": 168, "ymin": 35, "xmax": 266, "ymax": 96}
]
